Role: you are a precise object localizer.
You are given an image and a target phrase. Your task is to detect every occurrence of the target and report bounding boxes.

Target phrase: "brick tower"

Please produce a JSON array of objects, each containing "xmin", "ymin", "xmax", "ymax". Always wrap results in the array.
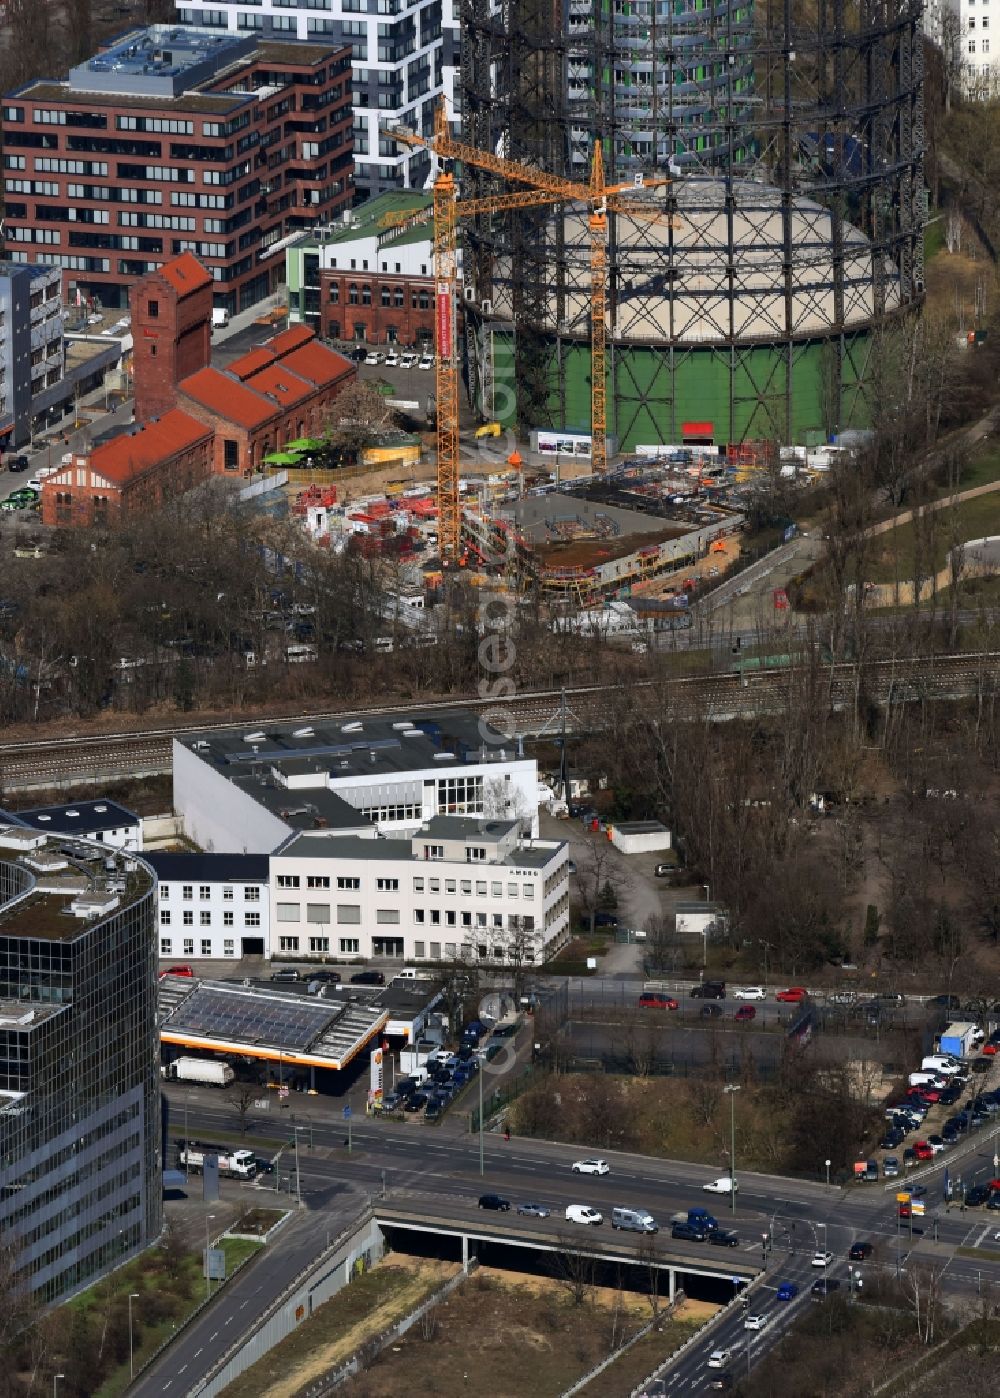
[{"xmin": 132, "ymin": 253, "xmax": 212, "ymax": 424}]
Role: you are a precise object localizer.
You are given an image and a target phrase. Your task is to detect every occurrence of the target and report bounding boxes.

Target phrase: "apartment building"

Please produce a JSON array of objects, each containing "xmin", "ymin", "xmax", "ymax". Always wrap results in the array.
[
  {"xmin": 174, "ymin": 1, "xmax": 459, "ymax": 198},
  {"xmin": 145, "ymin": 852, "xmax": 270, "ymax": 960},
  {"xmin": 944, "ymin": 0, "xmax": 1000, "ymax": 95},
  {"xmin": 269, "ymin": 816, "xmax": 570, "ymax": 965},
  {"xmin": 2, "ymin": 25, "xmax": 354, "ymax": 311},
  {"xmin": 0, "ymin": 261, "xmax": 64, "ymax": 448}
]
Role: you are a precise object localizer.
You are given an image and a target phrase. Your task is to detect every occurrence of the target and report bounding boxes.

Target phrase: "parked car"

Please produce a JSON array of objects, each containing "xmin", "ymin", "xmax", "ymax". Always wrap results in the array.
[
  {"xmin": 735, "ymin": 1006, "xmax": 756, "ymax": 1022},
  {"xmin": 653, "ymin": 863, "xmax": 675, "ymax": 877},
  {"xmin": 159, "ymin": 964, "xmax": 194, "ymax": 979},
  {"xmin": 708, "ymin": 1229, "xmax": 739, "ymax": 1247},
  {"xmin": 565, "ymin": 1204, "xmax": 603, "ymax": 1225},
  {"xmin": 478, "ymin": 1194, "xmax": 511, "ymax": 1211},
  {"xmin": 690, "ymin": 981, "xmax": 726, "ymax": 999},
  {"xmin": 776, "ymin": 987, "xmax": 808, "ymax": 1003},
  {"xmin": 8, "ymin": 455, "xmax": 30, "ymax": 472},
  {"xmin": 733, "ymin": 986, "xmax": 767, "ymax": 1001},
  {"xmin": 594, "ymin": 912, "xmax": 619, "ymax": 928},
  {"xmin": 418, "ymin": 354, "xmax": 434, "ymax": 370},
  {"xmin": 516, "ymin": 1202, "xmax": 550, "ymax": 1218},
  {"xmin": 270, "ymin": 968, "xmax": 299, "ymax": 982},
  {"xmin": 913, "ymin": 1141, "xmax": 934, "ymax": 1161},
  {"xmin": 572, "ymin": 1158, "xmax": 609, "ymax": 1175},
  {"xmin": 639, "ymin": 992, "xmax": 679, "ymax": 1010},
  {"xmin": 776, "ymin": 1282, "xmax": 798, "ymax": 1301},
  {"xmin": 399, "ymin": 351, "xmax": 418, "ymax": 368},
  {"xmin": 349, "ymin": 970, "xmax": 385, "ymax": 985},
  {"xmin": 671, "ymin": 1221, "xmax": 708, "ymax": 1243},
  {"xmin": 700, "ymin": 1003, "xmax": 723, "ymax": 1019},
  {"xmin": 384, "ymin": 350, "xmax": 400, "ymax": 367},
  {"xmin": 883, "ymin": 1157, "xmax": 900, "ymax": 1178},
  {"xmin": 364, "ymin": 351, "xmax": 382, "ymax": 364},
  {"xmin": 309, "ymin": 970, "xmax": 341, "ymax": 983}
]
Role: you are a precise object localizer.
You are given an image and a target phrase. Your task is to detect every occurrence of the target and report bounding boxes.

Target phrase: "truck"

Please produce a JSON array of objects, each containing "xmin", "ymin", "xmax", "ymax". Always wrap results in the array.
[
  {"xmin": 180, "ymin": 1145, "xmax": 256, "ymax": 1180},
  {"xmin": 940, "ymin": 1022, "xmax": 979, "ymax": 1059},
  {"xmin": 163, "ymin": 1057, "xmax": 234, "ymax": 1088},
  {"xmin": 211, "ymin": 307, "xmax": 230, "ymax": 329},
  {"xmin": 671, "ymin": 1207, "xmax": 719, "ymax": 1233}
]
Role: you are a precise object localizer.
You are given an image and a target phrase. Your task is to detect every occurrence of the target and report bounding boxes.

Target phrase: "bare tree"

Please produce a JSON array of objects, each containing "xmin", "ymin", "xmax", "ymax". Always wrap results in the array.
[
  {"xmin": 900, "ymin": 1261, "xmax": 948, "ymax": 1344},
  {"xmin": 551, "ymin": 1238, "xmax": 598, "ymax": 1307},
  {"xmin": 231, "ymin": 1085, "xmax": 256, "ymax": 1137}
]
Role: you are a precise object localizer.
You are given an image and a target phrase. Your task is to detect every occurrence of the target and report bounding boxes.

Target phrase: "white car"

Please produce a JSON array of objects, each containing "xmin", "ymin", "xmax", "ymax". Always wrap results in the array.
[
  {"xmin": 565, "ymin": 1204, "xmax": 603, "ymax": 1225},
  {"xmin": 744, "ymin": 1313, "xmax": 768, "ymax": 1331},
  {"xmin": 418, "ymin": 354, "xmax": 434, "ymax": 370},
  {"xmin": 364, "ymin": 351, "xmax": 381, "ymax": 365},
  {"xmin": 704, "ymin": 1177, "xmax": 738, "ymax": 1194},
  {"xmin": 707, "ymin": 1348, "xmax": 730, "ymax": 1369},
  {"xmin": 572, "ymin": 1158, "xmax": 609, "ymax": 1175},
  {"xmin": 734, "ymin": 986, "xmax": 767, "ymax": 1001},
  {"xmin": 811, "ymin": 1250, "xmax": 833, "ymax": 1268},
  {"xmin": 399, "ymin": 352, "xmax": 418, "ymax": 368},
  {"xmin": 384, "ymin": 350, "xmax": 400, "ymax": 367}
]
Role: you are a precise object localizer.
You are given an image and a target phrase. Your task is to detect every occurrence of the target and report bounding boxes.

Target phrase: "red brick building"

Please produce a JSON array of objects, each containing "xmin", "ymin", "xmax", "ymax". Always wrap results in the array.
[
  {"xmin": 40, "ymin": 409, "xmax": 213, "ymax": 527},
  {"xmin": 2, "ymin": 26, "xmax": 353, "ymax": 313},
  {"xmin": 132, "ymin": 253, "xmax": 212, "ymax": 423}
]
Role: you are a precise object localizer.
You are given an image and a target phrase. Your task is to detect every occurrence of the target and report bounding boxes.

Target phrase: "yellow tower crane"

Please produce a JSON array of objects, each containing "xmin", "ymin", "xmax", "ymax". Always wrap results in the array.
[{"xmin": 384, "ymin": 100, "xmax": 669, "ymax": 562}]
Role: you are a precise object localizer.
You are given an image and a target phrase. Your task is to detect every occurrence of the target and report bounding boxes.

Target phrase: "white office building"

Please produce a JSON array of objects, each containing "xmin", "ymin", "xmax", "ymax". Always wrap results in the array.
[
  {"xmin": 174, "ymin": 1, "xmax": 460, "ymax": 198},
  {"xmin": 937, "ymin": 0, "xmax": 1000, "ymax": 95},
  {"xmin": 146, "ymin": 852, "xmax": 271, "ymax": 961},
  {"xmin": 269, "ymin": 815, "xmax": 570, "ymax": 965},
  {"xmin": 173, "ymin": 709, "xmax": 540, "ymax": 855},
  {"xmin": 0, "ymin": 799, "xmax": 142, "ymax": 851}
]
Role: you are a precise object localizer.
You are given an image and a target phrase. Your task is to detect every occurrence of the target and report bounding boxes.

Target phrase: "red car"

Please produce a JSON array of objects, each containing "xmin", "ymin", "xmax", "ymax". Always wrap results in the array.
[
  {"xmin": 639, "ymin": 992, "xmax": 679, "ymax": 1011},
  {"xmin": 913, "ymin": 1141, "xmax": 934, "ymax": 1161},
  {"xmin": 776, "ymin": 987, "xmax": 807, "ymax": 1003},
  {"xmin": 983, "ymin": 1044, "xmax": 998, "ymax": 1056},
  {"xmin": 735, "ymin": 1005, "xmax": 756, "ymax": 1022},
  {"xmin": 158, "ymin": 964, "xmax": 194, "ymax": 980},
  {"xmin": 898, "ymin": 1203, "xmax": 912, "ymax": 1219}
]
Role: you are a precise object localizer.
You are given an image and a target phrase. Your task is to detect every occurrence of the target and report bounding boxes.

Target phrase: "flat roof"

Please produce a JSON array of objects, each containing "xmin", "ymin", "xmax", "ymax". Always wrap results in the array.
[
  {"xmin": 613, "ymin": 820, "xmax": 668, "ymax": 834},
  {"xmin": 297, "ymin": 191, "xmax": 430, "ymax": 250},
  {"xmin": 0, "ymin": 835, "xmax": 153, "ymax": 942},
  {"xmin": 12, "ymin": 799, "xmax": 139, "ymax": 834},
  {"xmin": 159, "ymin": 978, "xmax": 387, "ymax": 1071},
  {"xmin": 144, "ymin": 852, "xmax": 269, "ymax": 883}
]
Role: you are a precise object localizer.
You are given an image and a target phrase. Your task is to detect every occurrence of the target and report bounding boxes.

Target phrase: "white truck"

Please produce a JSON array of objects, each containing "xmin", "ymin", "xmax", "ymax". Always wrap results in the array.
[
  {"xmin": 180, "ymin": 1145, "xmax": 256, "ymax": 1180},
  {"xmin": 163, "ymin": 1057, "xmax": 235, "ymax": 1088}
]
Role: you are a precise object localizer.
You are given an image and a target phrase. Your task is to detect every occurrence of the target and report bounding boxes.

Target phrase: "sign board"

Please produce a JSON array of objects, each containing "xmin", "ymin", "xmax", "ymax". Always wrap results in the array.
[
  {"xmin": 896, "ymin": 1192, "xmax": 911, "ymax": 1203},
  {"xmin": 278, "ymin": 1085, "xmax": 289, "ymax": 1099},
  {"xmin": 204, "ymin": 1247, "xmax": 226, "ymax": 1281},
  {"xmin": 436, "ymin": 283, "xmax": 452, "ymax": 360},
  {"xmin": 911, "ymin": 1200, "xmax": 925, "ymax": 1216},
  {"xmin": 532, "ymin": 429, "xmax": 595, "ymax": 458},
  {"xmin": 343, "ymin": 1104, "xmax": 352, "ymax": 1120},
  {"xmin": 253, "ymin": 1099, "xmax": 269, "ymax": 1110},
  {"xmin": 370, "ymin": 1047, "xmax": 383, "ymax": 1105}
]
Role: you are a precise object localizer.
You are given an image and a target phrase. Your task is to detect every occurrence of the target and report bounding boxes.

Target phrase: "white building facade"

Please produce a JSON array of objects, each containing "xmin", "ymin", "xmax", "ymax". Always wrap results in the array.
[
  {"xmin": 939, "ymin": 0, "xmax": 1000, "ymax": 96},
  {"xmin": 146, "ymin": 853, "xmax": 271, "ymax": 961},
  {"xmin": 174, "ymin": 1, "xmax": 460, "ymax": 198},
  {"xmin": 269, "ymin": 817, "xmax": 570, "ymax": 965}
]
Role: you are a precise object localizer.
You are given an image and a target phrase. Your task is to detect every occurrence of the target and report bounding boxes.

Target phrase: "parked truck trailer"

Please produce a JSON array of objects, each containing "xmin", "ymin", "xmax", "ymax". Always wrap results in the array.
[
  {"xmin": 163, "ymin": 1057, "xmax": 235, "ymax": 1088},
  {"xmin": 179, "ymin": 1145, "xmax": 256, "ymax": 1179}
]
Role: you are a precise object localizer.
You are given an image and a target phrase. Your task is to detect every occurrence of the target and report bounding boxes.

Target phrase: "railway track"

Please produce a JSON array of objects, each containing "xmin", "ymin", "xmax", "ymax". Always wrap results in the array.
[{"xmin": 1, "ymin": 651, "xmax": 998, "ymax": 791}]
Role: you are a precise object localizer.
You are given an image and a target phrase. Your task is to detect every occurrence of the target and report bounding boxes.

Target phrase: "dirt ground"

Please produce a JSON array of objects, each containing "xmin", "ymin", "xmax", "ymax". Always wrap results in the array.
[{"xmin": 337, "ymin": 1266, "xmax": 704, "ymax": 1398}]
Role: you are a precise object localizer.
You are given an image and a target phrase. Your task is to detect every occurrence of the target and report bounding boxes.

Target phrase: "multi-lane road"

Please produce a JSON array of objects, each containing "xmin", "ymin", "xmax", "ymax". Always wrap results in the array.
[{"xmin": 140, "ymin": 1089, "xmax": 1000, "ymax": 1396}]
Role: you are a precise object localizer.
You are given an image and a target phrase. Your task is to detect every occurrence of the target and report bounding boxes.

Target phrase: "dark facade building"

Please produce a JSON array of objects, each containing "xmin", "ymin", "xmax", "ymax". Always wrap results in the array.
[
  {"xmin": 132, "ymin": 251, "xmax": 213, "ymax": 423},
  {"xmin": 0, "ymin": 824, "xmax": 160, "ymax": 1303},
  {"xmin": 2, "ymin": 25, "xmax": 354, "ymax": 312}
]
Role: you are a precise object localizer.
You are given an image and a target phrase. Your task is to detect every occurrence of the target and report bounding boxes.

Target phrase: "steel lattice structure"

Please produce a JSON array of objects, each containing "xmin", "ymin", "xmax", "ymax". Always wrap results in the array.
[{"xmin": 459, "ymin": 0, "xmax": 925, "ymax": 447}]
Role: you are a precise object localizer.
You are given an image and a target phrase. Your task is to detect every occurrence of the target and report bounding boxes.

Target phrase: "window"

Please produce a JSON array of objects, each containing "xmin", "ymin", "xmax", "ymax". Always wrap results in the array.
[
  {"xmin": 414, "ymin": 940, "xmax": 425, "ymax": 958},
  {"xmin": 160, "ymin": 910, "xmax": 171, "ymax": 926},
  {"xmin": 183, "ymin": 939, "xmax": 194, "ymax": 956},
  {"xmin": 446, "ymin": 910, "xmax": 456, "ymax": 927},
  {"xmin": 148, "ymin": 299, "xmax": 158, "ymax": 317},
  {"xmin": 245, "ymin": 912, "xmax": 261, "ymax": 927},
  {"xmin": 244, "ymin": 886, "xmax": 260, "ymax": 901},
  {"xmin": 339, "ymin": 938, "xmax": 360, "ymax": 954},
  {"xmin": 377, "ymin": 877, "xmax": 399, "ymax": 891},
  {"xmin": 462, "ymin": 911, "xmax": 472, "ymax": 927},
  {"xmin": 460, "ymin": 880, "xmax": 472, "ymax": 895},
  {"xmin": 476, "ymin": 881, "xmax": 487, "ymax": 896},
  {"xmin": 223, "ymin": 911, "xmax": 234, "ymax": 926},
  {"xmin": 279, "ymin": 935, "xmax": 300, "ymax": 951},
  {"xmin": 376, "ymin": 909, "xmax": 400, "ymax": 923},
  {"xmin": 183, "ymin": 910, "xmax": 194, "ymax": 926},
  {"xmin": 199, "ymin": 885, "xmax": 211, "ymax": 900},
  {"xmin": 306, "ymin": 903, "xmax": 331, "ymax": 923},
  {"xmin": 423, "ymin": 844, "xmax": 444, "ymax": 860},
  {"xmin": 476, "ymin": 911, "xmax": 487, "ymax": 927},
  {"xmin": 160, "ymin": 937, "xmax": 172, "ymax": 954},
  {"xmin": 182, "ymin": 885, "xmax": 193, "ymax": 900},
  {"xmin": 309, "ymin": 936, "xmax": 330, "ymax": 953},
  {"xmin": 201, "ymin": 939, "xmax": 212, "ymax": 955},
  {"xmin": 491, "ymin": 882, "xmax": 503, "ymax": 897},
  {"xmin": 430, "ymin": 909, "xmax": 441, "ymax": 926},
  {"xmin": 307, "ymin": 875, "xmax": 331, "ymax": 889},
  {"xmin": 413, "ymin": 877, "xmax": 425, "ymax": 893},
  {"xmin": 429, "ymin": 878, "xmax": 440, "ymax": 894},
  {"xmin": 337, "ymin": 904, "xmax": 361, "ymax": 923},
  {"xmin": 492, "ymin": 913, "xmax": 503, "ymax": 929},
  {"xmin": 277, "ymin": 874, "xmax": 300, "ymax": 888},
  {"xmin": 430, "ymin": 941, "xmax": 441, "ymax": 959},
  {"xmin": 508, "ymin": 883, "xmax": 518, "ymax": 898},
  {"xmin": 467, "ymin": 847, "xmax": 486, "ymax": 863},
  {"xmin": 224, "ymin": 940, "xmax": 235, "ymax": 956},
  {"xmin": 222, "ymin": 885, "xmax": 233, "ymax": 901},
  {"xmin": 337, "ymin": 876, "xmax": 360, "ymax": 890},
  {"xmin": 223, "ymin": 438, "xmax": 239, "ymax": 471},
  {"xmin": 277, "ymin": 903, "xmax": 300, "ymax": 922},
  {"xmin": 414, "ymin": 908, "xmax": 425, "ymax": 924},
  {"xmin": 200, "ymin": 911, "xmax": 211, "ymax": 926},
  {"xmin": 161, "ymin": 885, "xmax": 170, "ymax": 900}
]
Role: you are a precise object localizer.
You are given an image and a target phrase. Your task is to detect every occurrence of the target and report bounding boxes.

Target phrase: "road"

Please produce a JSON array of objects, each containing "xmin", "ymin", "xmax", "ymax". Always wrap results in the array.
[
  {"xmin": 142, "ymin": 1090, "xmax": 1000, "ymax": 1396},
  {"xmin": 1, "ymin": 400, "xmax": 136, "ymax": 505}
]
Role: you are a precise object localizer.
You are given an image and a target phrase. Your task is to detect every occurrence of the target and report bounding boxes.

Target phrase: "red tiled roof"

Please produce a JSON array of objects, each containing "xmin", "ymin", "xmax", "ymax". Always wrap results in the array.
[
  {"xmin": 266, "ymin": 324, "xmax": 315, "ymax": 357},
  {"xmin": 179, "ymin": 367, "xmax": 277, "ymax": 429},
  {"xmin": 82, "ymin": 410, "xmax": 211, "ymax": 485},
  {"xmin": 281, "ymin": 341, "xmax": 355, "ymax": 389},
  {"xmin": 244, "ymin": 363, "xmax": 314, "ymax": 408},
  {"xmin": 226, "ymin": 345, "xmax": 277, "ymax": 381},
  {"xmin": 157, "ymin": 252, "xmax": 213, "ymax": 298}
]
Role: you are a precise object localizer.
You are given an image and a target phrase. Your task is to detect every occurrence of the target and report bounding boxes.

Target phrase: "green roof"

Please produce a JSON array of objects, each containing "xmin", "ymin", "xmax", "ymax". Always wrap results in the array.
[{"xmin": 296, "ymin": 191, "xmax": 431, "ymax": 249}]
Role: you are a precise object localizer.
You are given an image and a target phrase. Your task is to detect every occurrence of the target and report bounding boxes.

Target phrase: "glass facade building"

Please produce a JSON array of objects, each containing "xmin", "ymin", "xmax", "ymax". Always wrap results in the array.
[{"xmin": 0, "ymin": 828, "xmax": 160, "ymax": 1303}]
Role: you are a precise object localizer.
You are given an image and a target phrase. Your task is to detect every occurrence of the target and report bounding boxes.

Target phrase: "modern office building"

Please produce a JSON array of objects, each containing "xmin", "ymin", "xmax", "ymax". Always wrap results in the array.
[
  {"xmin": 0, "ymin": 824, "xmax": 160, "ymax": 1303},
  {"xmin": 146, "ymin": 852, "xmax": 270, "ymax": 961},
  {"xmin": 2, "ymin": 25, "xmax": 354, "ymax": 312},
  {"xmin": 173, "ymin": 2, "xmax": 458, "ymax": 198},
  {"xmin": 0, "ymin": 261, "xmax": 64, "ymax": 449}
]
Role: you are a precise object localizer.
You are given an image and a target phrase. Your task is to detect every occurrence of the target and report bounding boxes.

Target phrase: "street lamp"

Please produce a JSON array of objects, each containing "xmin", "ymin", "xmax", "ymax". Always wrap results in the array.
[
  {"xmin": 204, "ymin": 1212, "xmax": 216, "ymax": 1300},
  {"xmin": 819, "ymin": 1222, "xmax": 828, "ymax": 1283},
  {"xmin": 761, "ymin": 1232, "xmax": 769, "ymax": 1268},
  {"xmin": 128, "ymin": 1292, "xmax": 140, "ymax": 1379},
  {"xmin": 53, "ymin": 1377, "xmax": 64, "ymax": 1398},
  {"xmin": 824, "ymin": 1158, "xmax": 831, "ymax": 1187},
  {"xmin": 478, "ymin": 1061, "xmax": 484, "ymax": 1178},
  {"xmin": 724, "ymin": 1084, "xmax": 741, "ymax": 1213}
]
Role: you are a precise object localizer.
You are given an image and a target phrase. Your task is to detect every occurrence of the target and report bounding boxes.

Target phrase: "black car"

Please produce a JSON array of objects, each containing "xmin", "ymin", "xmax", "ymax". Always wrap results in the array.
[
  {"xmin": 972, "ymin": 1058, "xmax": 992, "ymax": 1074},
  {"xmin": 594, "ymin": 912, "xmax": 619, "ymax": 928},
  {"xmin": 309, "ymin": 970, "xmax": 341, "ymax": 983},
  {"xmin": 671, "ymin": 1222, "xmax": 708, "ymax": 1242},
  {"xmin": 691, "ymin": 981, "xmax": 726, "ymax": 999},
  {"xmin": 811, "ymin": 1278, "xmax": 841, "ymax": 1298},
  {"xmin": 8, "ymin": 455, "xmax": 29, "ymax": 472},
  {"xmin": 931, "ymin": 994, "xmax": 962, "ymax": 1009},
  {"xmin": 350, "ymin": 970, "xmax": 385, "ymax": 985},
  {"xmin": 849, "ymin": 1242, "xmax": 873, "ymax": 1261},
  {"xmin": 966, "ymin": 1186, "xmax": 990, "ymax": 1207},
  {"xmin": 881, "ymin": 1132, "xmax": 903, "ymax": 1150},
  {"xmin": 479, "ymin": 1194, "xmax": 511, "ymax": 1211},
  {"xmin": 708, "ymin": 1230, "xmax": 739, "ymax": 1248},
  {"xmin": 403, "ymin": 1093, "xmax": 428, "ymax": 1112},
  {"xmin": 700, "ymin": 1003, "xmax": 723, "ymax": 1019},
  {"xmin": 253, "ymin": 1156, "xmax": 276, "ymax": 1174},
  {"xmin": 707, "ymin": 1376, "xmax": 734, "ymax": 1392}
]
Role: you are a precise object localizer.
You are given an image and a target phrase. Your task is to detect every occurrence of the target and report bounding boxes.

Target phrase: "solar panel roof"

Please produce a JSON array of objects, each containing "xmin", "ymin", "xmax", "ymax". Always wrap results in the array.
[{"xmin": 167, "ymin": 984, "xmax": 338, "ymax": 1051}]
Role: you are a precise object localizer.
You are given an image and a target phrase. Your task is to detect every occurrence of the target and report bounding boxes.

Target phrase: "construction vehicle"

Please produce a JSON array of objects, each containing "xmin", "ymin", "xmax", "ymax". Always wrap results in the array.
[
  {"xmin": 474, "ymin": 422, "xmax": 502, "ymax": 439},
  {"xmin": 384, "ymin": 100, "xmax": 669, "ymax": 561}
]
